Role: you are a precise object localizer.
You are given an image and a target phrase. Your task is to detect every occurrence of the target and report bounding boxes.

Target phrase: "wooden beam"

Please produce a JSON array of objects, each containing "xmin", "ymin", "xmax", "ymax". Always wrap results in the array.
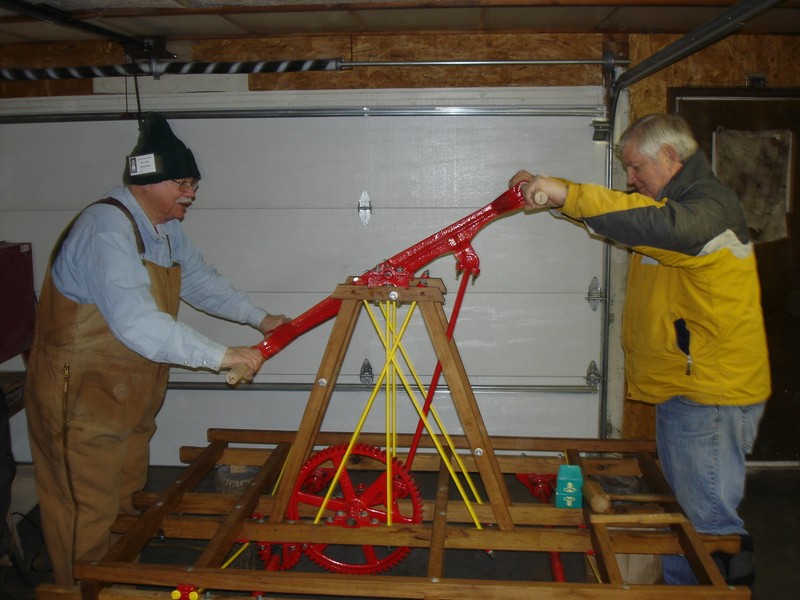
[{"xmin": 427, "ymin": 455, "xmax": 453, "ymax": 578}]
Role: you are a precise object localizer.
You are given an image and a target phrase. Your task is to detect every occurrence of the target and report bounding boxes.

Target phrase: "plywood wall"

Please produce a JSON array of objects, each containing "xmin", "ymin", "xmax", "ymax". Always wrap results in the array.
[
  {"xmin": 0, "ymin": 40, "xmax": 120, "ymax": 97},
  {"xmin": 628, "ymin": 34, "xmax": 800, "ymax": 121},
  {"xmin": 4, "ymin": 32, "xmax": 797, "ymax": 108},
  {"xmin": 4, "ymin": 32, "xmax": 797, "ymax": 106},
  {"xmin": 0, "ymin": 32, "xmax": 609, "ymax": 98}
]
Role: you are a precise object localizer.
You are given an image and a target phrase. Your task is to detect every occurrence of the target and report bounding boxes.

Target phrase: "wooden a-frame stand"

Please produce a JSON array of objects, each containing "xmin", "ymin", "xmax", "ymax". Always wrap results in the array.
[
  {"xmin": 58, "ymin": 279, "xmax": 750, "ymax": 599},
  {"xmin": 267, "ymin": 279, "xmax": 513, "ymax": 531}
]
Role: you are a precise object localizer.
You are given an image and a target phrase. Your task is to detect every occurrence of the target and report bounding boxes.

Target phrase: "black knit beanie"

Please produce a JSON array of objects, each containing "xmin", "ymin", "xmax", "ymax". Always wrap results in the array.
[{"xmin": 123, "ymin": 113, "xmax": 201, "ymax": 185}]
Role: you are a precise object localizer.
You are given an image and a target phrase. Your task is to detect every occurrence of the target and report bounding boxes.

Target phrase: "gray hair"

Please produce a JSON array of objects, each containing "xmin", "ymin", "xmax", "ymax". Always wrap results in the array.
[{"xmin": 618, "ymin": 113, "xmax": 699, "ymax": 162}]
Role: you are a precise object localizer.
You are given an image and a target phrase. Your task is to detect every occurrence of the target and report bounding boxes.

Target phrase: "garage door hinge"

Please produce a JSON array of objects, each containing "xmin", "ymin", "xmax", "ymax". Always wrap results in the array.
[
  {"xmin": 592, "ymin": 118, "xmax": 611, "ymax": 143},
  {"xmin": 586, "ymin": 276, "xmax": 606, "ymax": 311},
  {"xmin": 585, "ymin": 360, "xmax": 602, "ymax": 389},
  {"xmin": 360, "ymin": 358, "xmax": 374, "ymax": 385}
]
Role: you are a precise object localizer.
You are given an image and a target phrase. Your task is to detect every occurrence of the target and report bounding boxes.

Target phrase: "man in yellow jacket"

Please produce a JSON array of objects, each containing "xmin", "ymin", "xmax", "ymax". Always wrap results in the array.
[{"xmin": 510, "ymin": 113, "xmax": 770, "ymax": 586}]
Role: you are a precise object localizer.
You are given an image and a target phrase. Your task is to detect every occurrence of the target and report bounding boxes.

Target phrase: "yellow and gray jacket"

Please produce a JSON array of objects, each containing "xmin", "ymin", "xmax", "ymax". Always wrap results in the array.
[{"xmin": 559, "ymin": 151, "xmax": 770, "ymax": 406}]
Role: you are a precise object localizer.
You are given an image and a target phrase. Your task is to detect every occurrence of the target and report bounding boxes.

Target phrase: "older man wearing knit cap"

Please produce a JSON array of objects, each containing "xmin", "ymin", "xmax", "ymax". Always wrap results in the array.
[{"xmin": 24, "ymin": 113, "xmax": 288, "ymax": 587}]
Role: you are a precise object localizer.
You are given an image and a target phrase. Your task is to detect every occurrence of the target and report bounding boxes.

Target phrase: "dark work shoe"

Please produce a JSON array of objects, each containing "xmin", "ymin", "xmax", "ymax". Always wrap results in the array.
[{"xmin": 713, "ymin": 534, "xmax": 755, "ymax": 588}]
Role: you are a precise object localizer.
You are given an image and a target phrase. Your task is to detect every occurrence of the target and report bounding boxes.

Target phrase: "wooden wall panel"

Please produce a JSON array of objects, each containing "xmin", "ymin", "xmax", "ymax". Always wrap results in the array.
[
  {"xmin": 628, "ymin": 34, "xmax": 800, "ymax": 121},
  {"xmin": 192, "ymin": 35, "xmax": 353, "ymax": 90},
  {"xmin": 195, "ymin": 33, "xmax": 606, "ymax": 90},
  {"xmin": 0, "ymin": 32, "xmax": 607, "ymax": 98},
  {"xmin": 3, "ymin": 33, "xmax": 798, "ymax": 105},
  {"xmin": 0, "ymin": 41, "xmax": 121, "ymax": 98}
]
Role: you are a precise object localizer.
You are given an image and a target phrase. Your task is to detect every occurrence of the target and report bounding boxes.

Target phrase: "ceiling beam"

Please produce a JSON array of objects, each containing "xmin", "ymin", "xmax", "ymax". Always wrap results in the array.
[{"xmin": 0, "ymin": 0, "xmax": 143, "ymax": 47}]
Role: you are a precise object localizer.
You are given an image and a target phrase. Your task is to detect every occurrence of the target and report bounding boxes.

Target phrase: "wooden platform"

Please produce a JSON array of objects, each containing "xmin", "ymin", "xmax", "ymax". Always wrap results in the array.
[
  {"xmin": 47, "ymin": 429, "xmax": 747, "ymax": 600},
  {"xmin": 52, "ymin": 280, "xmax": 749, "ymax": 599}
]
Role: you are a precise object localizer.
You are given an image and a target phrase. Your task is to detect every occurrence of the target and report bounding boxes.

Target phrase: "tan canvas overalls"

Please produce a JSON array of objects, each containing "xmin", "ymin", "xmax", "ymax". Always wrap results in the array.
[{"xmin": 24, "ymin": 199, "xmax": 180, "ymax": 586}]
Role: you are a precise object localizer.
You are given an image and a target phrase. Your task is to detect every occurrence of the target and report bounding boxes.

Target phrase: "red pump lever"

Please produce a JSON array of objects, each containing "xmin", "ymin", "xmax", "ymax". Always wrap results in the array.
[{"xmin": 227, "ymin": 184, "xmax": 526, "ymax": 385}]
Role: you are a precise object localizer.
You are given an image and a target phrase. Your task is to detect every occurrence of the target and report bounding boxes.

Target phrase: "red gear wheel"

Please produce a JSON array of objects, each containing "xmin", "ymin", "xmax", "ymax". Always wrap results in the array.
[{"xmin": 286, "ymin": 444, "xmax": 424, "ymax": 575}]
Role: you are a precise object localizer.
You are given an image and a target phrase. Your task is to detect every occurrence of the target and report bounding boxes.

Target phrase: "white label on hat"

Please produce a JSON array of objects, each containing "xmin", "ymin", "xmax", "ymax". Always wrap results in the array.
[{"xmin": 128, "ymin": 153, "xmax": 157, "ymax": 175}]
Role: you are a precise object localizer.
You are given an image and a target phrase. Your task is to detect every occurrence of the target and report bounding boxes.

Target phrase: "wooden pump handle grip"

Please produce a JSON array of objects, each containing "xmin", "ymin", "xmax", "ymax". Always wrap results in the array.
[
  {"xmin": 583, "ymin": 479, "xmax": 612, "ymax": 513},
  {"xmin": 226, "ymin": 363, "xmax": 251, "ymax": 386},
  {"xmin": 533, "ymin": 190, "xmax": 549, "ymax": 206}
]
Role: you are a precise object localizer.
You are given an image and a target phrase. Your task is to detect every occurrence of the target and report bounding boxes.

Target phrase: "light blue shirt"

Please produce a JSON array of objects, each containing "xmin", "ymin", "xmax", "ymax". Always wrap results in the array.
[{"xmin": 51, "ymin": 186, "xmax": 267, "ymax": 371}]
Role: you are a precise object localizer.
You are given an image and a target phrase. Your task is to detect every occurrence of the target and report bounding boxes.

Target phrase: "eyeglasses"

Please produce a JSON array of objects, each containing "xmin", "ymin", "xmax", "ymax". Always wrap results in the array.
[{"xmin": 171, "ymin": 179, "xmax": 199, "ymax": 192}]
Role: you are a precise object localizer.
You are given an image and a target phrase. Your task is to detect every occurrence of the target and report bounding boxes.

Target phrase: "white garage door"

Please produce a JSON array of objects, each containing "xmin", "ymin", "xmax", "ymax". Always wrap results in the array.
[{"xmin": 0, "ymin": 87, "xmax": 610, "ymax": 464}]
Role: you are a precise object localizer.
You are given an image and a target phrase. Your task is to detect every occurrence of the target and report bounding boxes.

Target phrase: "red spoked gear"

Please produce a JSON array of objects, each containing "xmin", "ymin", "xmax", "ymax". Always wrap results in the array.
[{"xmin": 286, "ymin": 444, "xmax": 424, "ymax": 575}]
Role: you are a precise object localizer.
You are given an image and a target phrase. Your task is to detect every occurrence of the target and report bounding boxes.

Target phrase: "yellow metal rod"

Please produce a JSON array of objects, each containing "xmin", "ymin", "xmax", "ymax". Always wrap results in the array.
[
  {"xmin": 372, "ymin": 300, "xmax": 484, "ymax": 507},
  {"xmin": 365, "ymin": 302, "xmax": 482, "ymax": 527}
]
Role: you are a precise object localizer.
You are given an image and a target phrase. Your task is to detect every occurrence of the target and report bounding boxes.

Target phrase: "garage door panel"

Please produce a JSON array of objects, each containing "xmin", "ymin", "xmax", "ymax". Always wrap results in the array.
[
  {"xmin": 182, "ymin": 206, "xmax": 599, "ymax": 296},
  {"xmin": 0, "ymin": 87, "xmax": 611, "ymax": 458},
  {"xmin": 180, "ymin": 291, "xmax": 598, "ymax": 385},
  {"xmin": 180, "ymin": 115, "xmax": 605, "ymax": 211}
]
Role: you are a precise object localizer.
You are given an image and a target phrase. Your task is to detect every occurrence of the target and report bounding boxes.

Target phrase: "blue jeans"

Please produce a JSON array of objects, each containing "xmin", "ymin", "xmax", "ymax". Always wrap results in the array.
[{"xmin": 655, "ymin": 396, "xmax": 765, "ymax": 585}]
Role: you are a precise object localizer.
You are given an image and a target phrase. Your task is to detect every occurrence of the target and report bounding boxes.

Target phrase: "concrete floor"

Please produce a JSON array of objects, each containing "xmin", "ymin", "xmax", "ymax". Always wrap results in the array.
[
  {"xmin": 738, "ymin": 467, "xmax": 800, "ymax": 600},
  {"xmin": 1, "ymin": 464, "xmax": 798, "ymax": 599}
]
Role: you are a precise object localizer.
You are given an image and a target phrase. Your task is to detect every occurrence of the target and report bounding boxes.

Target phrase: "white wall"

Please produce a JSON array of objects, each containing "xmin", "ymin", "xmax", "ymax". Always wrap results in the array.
[{"xmin": 0, "ymin": 86, "xmax": 614, "ymax": 465}]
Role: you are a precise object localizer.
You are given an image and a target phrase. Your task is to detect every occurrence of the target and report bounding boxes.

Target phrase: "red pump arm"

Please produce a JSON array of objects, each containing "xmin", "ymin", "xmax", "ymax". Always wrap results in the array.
[{"xmin": 227, "ymin": 185, "xmax": 526, "ymax": 384}]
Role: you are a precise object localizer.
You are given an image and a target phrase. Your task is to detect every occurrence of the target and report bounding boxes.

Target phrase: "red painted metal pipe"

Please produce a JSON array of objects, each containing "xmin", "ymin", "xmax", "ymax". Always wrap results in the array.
[{"xmin": 247, "ymin": 184, "xmax": 525, "ymax": 365}]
